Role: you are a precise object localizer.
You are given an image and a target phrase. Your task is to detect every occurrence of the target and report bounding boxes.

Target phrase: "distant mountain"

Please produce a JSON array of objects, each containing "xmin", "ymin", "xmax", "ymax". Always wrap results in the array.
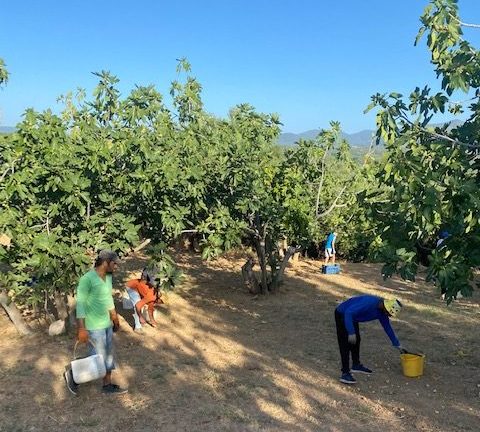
[
  {"xmin": 277, "ymin": 130, "xmax": 321, "ymax": 145},
  {"xmin": 278, "ymin": 129, "xmax": 376, "ymax": 147},
  {"xmin": 343, "ymin": 130, "xmax": 377, "ymax": 147},
  {"xmin": 279, "ymin": 120, "xmax": 464, "ymax": 147},
  {"xmin": 0, "ymin": 126, "xmax": 15, "ymax": 134}
]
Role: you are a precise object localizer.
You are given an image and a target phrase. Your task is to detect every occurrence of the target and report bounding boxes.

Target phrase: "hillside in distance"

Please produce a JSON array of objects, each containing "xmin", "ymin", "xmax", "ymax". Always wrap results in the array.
[
  {"xmin": 0, "ymin": 126, "xmax": 16, "ymax": 134},
  {"xmin": 278, "ymin": 129, "xmax": 376, "ymax": 147},
  {"xmin": 279, "ymin": 120, "xmax": 463, "ymax": 147}
]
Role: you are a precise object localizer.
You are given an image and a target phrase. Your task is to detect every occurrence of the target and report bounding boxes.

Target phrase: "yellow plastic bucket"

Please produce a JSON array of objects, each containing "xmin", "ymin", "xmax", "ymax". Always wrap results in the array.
[{"xmin": 400, "ymin": 353, "xmax": 425, "ymax": 377}]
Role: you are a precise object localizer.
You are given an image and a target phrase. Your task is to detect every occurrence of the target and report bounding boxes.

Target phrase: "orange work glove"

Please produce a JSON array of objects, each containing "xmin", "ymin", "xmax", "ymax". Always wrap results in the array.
[
  {"xmin": 77, "ymin": 327, "xmax": 89, "ymax": 343},
  {"xmin": 112, "ymin": 317, "xmax": 120, "ymax": 333}
]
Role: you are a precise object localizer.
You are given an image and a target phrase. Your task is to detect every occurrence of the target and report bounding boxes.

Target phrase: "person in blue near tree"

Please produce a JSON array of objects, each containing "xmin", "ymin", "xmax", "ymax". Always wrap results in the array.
[
  {"xmin": 324, "ymin": 231, "xmax": 337, "ymax": 265},
  {"xmin": 436, "ymin": 230, "xmax": 449, "ymax": 249},
  {"xmin": 334, "ymin": 295, "xmax": 405, "ymax": 384}
]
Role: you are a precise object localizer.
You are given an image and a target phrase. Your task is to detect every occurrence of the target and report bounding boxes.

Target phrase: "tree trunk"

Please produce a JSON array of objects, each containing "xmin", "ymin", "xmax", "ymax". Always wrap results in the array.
[
  {"xmin": 272, "ymin": 246, "xmax": 298, "ymax": 290},
  {"xmin": 278, "ymin": 237, "xmax": 288, "ymax": 258},
  {"xmin": 67, "ymin": 294, "xmax": 77, "ymax": 327},
  {"xmin": 241, "ymin": 258, "xmax": 260, "ymax": 294},
  {"xmin": 54, "ymin": 292, "xmax": 68, "ymax": 320},
  {"xmin": 254, "ymin": 239, "xmax": 269, "ymax": 294},
  {"xmin": 133, "ymin": 238, "xmax": 151, "ymax": 253},
  {"xmin": 0, "ymin": 290, "xmax": 32, "ymax": 335}
]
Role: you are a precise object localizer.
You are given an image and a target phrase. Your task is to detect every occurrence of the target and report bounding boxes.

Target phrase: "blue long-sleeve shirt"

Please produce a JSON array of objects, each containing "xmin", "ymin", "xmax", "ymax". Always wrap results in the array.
[{"xmin": 336, "ymin": 295, "xmax": 400, "ymax": 347}]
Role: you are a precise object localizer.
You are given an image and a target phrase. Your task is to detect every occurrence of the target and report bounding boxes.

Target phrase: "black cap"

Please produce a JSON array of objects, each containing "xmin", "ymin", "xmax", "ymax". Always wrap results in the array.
[{"xmin": 97, "ymin": 249, "xmax": 120, "ymax": 263}]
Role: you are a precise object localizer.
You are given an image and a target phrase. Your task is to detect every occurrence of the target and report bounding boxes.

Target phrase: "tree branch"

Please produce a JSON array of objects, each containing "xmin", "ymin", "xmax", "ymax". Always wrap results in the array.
[
  {"xmin": 133, "ymin": 238, "xmax": 151, "ymax": 252},
  {"xmin": 0, "ymin": 160, "xmax": 16, "ymax": 182},
  {"xmin": 362, "ymin": 133, "xmax": 377, "ymax": 165},
  {"xmin": 397, "ymin": 112, "xmax": 479, "ymax": 149},
  {"xmin": 244, "ymin": 227, "xmax": 260, "ymax": 239},
  {"xmin": 0, "ymin": 167, "xmax": 9, "ymax": 182},
  {"xmin": 427, "ymin": 129, "xmax": 478, "ymax": 148},
  {"xmin": 30, "ymin": 223, "xmax": 47, "ymax": 230},
  {"xmin": 0, "ymin": 290, "xmax": 32, "ymax": 335},
  {"xmin": 315, "ymin": 147, "xmax": 330, "ymax": 217},
  {"xmin": 318, "ymin": 184, "xmax": 349, "ymax": 218},
  {"xmin": 458, "ymin": 21, "xmax": 480, "ymax": 29},
  {"xmin": 450, "ymin": 14, "xmax": 480, "ymax": 29}
]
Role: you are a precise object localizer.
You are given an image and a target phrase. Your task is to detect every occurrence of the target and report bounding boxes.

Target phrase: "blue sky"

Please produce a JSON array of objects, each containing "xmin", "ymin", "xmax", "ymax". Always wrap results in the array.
[{"xmin": 1, "ymin": 0, "xmax": 479, "ymax": 133}]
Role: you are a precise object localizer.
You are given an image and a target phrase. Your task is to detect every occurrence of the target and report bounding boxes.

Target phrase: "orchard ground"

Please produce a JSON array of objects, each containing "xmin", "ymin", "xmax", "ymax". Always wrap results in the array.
[{"xmin": 0, "ymin": 251, "xmax": 479, "ymax": 432}]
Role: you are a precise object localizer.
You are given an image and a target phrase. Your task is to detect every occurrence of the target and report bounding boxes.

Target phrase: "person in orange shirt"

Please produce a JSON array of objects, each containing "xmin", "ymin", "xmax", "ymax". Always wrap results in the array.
[{"xmin": 125, "ymin": 269, "xmax": 161, "ymax": 331}]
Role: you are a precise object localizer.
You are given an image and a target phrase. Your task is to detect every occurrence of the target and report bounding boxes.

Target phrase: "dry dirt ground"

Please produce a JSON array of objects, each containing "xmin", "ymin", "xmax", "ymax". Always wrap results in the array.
[{"xmin": 0, "ymin": 252, "xmax": 479, "ymax": 432}]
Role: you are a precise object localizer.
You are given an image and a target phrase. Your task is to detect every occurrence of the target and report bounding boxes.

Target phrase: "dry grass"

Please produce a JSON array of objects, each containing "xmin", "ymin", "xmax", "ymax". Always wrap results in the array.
[{"xmin": 0, "ymin": 251, "xmax": 479, "ymax": 432}]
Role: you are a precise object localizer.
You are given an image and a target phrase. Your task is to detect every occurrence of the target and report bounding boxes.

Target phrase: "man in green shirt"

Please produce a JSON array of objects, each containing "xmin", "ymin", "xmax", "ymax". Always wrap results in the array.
[{"xmin": 64, "ymin": 250, "xmax": 127, "ymax": 395}]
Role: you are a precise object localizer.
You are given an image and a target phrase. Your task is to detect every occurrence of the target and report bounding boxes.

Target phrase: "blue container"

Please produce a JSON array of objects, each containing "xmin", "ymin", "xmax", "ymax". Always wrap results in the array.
[{"xmin": 322, "ymin": 264, "xmax": 340, "ymax": 274}]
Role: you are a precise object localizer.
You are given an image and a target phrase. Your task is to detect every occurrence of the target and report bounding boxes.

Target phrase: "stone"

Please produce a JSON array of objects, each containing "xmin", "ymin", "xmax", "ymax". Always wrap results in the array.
[{"xmin": 48, "ymin": 319, "xmax": 65, "ymax": 336}]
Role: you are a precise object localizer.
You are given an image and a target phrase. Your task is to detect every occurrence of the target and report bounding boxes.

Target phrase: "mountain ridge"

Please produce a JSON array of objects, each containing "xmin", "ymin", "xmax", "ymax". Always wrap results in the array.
[
  {"xmin": 0, "ymin": 126, "xmax": 16, "ymax": 134},
  {"xmin": 278, "ymin": 129, "xmax": 376, "ymax": 147},
  {"xmin": 279, "ymin": 120, "xmax": 463, "ymax": 147}
]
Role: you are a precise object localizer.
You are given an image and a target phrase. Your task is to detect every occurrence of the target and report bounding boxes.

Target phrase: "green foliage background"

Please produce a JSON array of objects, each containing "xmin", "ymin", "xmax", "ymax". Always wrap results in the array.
[
  {"xmin": 366, "ymin": 0, "xmax": 480, "ymax": 302},
  {"xmin": 0, "ymin": 60, "xmax": 375, "ymax": 308},
  {"xmin": 1, "ymin": 0, "xmax": 478, "ymax": 312}
]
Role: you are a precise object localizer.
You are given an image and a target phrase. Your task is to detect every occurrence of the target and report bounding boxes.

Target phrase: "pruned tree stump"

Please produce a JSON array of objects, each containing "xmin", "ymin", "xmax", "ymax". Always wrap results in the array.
[
  {"xmin": 241, "ymin": 257, "xmax": 260, "ymax": 295},
  {"xmin": 0, "ymin": 290, "xmax": 32, "ymax": 336}
]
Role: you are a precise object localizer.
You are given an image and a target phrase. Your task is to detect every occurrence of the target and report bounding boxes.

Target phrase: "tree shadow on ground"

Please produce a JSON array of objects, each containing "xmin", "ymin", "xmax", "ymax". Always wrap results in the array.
[{"xmin": 0, "ymin": 252, "xmax": 479, "ymax": 432}]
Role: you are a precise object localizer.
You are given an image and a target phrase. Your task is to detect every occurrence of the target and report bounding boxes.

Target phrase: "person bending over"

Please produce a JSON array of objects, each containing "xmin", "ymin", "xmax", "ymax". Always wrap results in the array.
[{"xmin": 334, "ymin": 295, "xmax": 405, "ymax": 384}]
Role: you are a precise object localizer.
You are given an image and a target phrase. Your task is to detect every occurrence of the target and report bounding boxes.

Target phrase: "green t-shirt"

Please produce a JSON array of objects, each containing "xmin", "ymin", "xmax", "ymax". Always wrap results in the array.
[{"xmin": 76, "ymin": 269, "xmax": 115, "ymax": 330}]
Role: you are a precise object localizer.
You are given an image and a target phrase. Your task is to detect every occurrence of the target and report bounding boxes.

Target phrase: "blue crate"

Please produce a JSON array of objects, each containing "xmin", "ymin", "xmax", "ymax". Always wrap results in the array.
[{"xmin": 322, "ymin": 264, "xmax": 340, "ymax": 274}]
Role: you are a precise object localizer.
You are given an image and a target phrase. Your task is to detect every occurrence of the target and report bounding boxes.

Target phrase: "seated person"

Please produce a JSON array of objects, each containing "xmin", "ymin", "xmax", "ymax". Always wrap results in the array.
[{"xmin": 125, "ymin": 269, "xmax": 162, "ymax": 331}]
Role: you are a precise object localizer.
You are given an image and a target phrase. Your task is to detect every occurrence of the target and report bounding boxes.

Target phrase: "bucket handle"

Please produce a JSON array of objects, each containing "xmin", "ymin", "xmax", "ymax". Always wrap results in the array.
[
  {"xmin": 73, "ymin": 340, "xmax": 97, "ymax": 360},
  {"xmin": 402, "ymin": 349, "xmax": 424, "ymax": 357}
]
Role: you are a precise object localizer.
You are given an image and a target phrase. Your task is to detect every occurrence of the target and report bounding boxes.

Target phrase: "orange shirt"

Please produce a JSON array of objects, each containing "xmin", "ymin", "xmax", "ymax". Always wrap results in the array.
[{"xmin": 126, "ymin": 279, "xmax": 156, "ymax": 302}]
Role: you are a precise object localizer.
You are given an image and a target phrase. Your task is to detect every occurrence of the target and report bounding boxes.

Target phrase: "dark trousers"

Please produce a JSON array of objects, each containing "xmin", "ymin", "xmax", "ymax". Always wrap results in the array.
[{"xmin": 335, "ymin": 309, "xmax": 361, "ymax": 374}]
